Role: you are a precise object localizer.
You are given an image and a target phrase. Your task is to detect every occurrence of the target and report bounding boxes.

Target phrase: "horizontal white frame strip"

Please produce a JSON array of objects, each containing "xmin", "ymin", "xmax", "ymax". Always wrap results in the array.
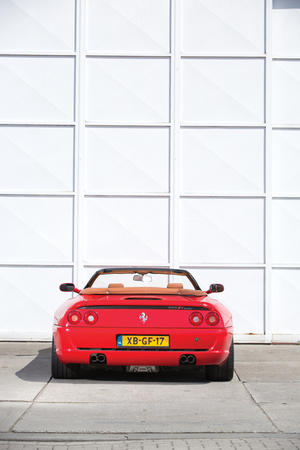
[
  {"xmin": 180, "ymin": 195, "xmax": 266, "ymax": 199},
  {"xmin": 0, "ymin": 193, "xmax": 75, "ymax": 197},
  {"xmin": 85, "ymin": 192, "xmax": 170, "ymax": 197},
  {"xmin": 273, "ymin": 195, "xmax": 300, "ymax": 199},
  {"xmin": 0, "ymin": 262, "xmax": 74, "ymax": 267},
  {"xmin": 84, "ymin": 264, "xmax": 172, "ymax": 268},
  {"xmin": 0, "ymin": 192, "xmax": 75, "ymax": 196},
  {"xmin": 86, "ymin": 123, "xmax": 171, "ymax": 127},
  {"xmin": 181, "ymin": 54, "xmax": 266, "ymax": 59},
  {"xmin": 87, "ymin": 53, "xmax": 172, "ymax": 57},
  {"xmin": 180, "ymin": 123, "xmax": 266, "ymax": 127},
  {"xmin": 273, "ymin": 56, "xmax": 300, "ymax": 60},
  {"xmin": 0, "ymin": 122, "xmax": 75, "ymax": 126},
  {"xmin": 0, "ymin": 52, "xmax": 76, "ymax": 57},
  {"xmin": 84, "ymin": 194, "xmax": 170, "ymax": 198},
  {"xmin": 181, "ymin": 193, "xmax": 266, "ymax": 198}
]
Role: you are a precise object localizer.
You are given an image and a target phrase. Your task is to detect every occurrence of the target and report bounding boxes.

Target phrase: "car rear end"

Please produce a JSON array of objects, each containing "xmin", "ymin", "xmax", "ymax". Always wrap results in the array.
[{"xmin": 53, "ymin": 294, "xmax": 233, "ymax": 369}]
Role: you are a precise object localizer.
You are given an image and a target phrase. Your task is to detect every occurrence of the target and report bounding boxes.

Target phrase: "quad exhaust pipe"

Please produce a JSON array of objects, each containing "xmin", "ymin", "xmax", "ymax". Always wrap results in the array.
[
  {"xmin": 179, "ymin": 354, "xmax": 196, "ymax": 365},
  {"xmin": 90, "ymin": 353, "xmax": 106, "ymax": 364}
]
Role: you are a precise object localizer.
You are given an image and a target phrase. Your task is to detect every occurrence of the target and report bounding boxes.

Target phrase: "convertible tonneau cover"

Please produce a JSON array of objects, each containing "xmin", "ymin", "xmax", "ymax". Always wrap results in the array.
[{"xmin": 80, "ymin": 287, "xmax": 207, "ymax": 297}]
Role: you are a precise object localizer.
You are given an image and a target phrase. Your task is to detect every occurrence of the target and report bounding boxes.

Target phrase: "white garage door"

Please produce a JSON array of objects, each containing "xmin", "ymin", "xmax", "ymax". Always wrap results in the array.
[{"xmin": 0, "ymin": 0, "xmax": 299, "ymax": 342}]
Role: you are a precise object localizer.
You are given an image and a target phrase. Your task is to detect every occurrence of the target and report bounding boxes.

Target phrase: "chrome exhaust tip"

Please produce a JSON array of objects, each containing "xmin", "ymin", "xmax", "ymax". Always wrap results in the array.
[
  {"xmin": 98, "ymin": 354, "xmax": 106, "ymax": 363},
  {"xmin": 187, "ymin": 355, "xmax": 196, "ymax": 364},
  {"xmin": 90, "ymin": 353, "xmax": 107, "ymax": 364},
  {"xmin": 90, "ymin": 353, "xmax": 98, "ymax": 363},
  {"xmin": 179, "ymin": 354, "xmax": 196, "ymax": 365},
  {"xmin": 179, "ymin": 355, "xmax": 188, "ymax": 364}
]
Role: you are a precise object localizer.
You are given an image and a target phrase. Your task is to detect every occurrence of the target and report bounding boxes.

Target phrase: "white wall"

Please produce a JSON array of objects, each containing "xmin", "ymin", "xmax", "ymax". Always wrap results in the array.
[{"xmin": 0, "ymin": 0, "xmax": 299, "ymax": 342}]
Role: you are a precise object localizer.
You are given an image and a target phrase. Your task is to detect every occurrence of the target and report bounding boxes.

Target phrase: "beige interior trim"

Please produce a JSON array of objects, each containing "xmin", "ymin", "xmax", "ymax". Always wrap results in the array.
[
  {"xmin": 167, "ymin": 283, "xmax": 183, "ymax": 289},
  {"xmin": 80, "ymin": 287, "xmax": 207, "ymax": 297}
]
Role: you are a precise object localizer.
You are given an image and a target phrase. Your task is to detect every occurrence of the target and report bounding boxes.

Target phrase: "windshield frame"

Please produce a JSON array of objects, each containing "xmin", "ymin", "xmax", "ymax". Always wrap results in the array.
[{"xmin": 84, "ymin": 267, "xmax": 201, "ymax": 290}]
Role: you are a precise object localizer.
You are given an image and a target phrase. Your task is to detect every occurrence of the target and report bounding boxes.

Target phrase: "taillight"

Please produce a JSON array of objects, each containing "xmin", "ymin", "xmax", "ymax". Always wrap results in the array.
[
  {"xmin": 84, "ymin": 311, "xmax": 98, "ymax": 325},
  {"xmin": 68, "ymin": 310, "xmax": 82, "ymax": 325},
  {"xmin": 205, "ymin": 312, "xmax": 220, "ymax": 326},
  {"xmin": 189, "ymin": 312, "xmax": 203, "ymax": 326}
]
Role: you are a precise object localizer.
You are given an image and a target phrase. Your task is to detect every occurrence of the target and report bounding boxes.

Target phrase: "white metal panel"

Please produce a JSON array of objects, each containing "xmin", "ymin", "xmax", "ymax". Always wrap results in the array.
[
  {"xmin": 273, "ymin": 0, "xmax": 300, "ymax": 56},
  {"xmin": 181, "ymin": 58, "xmax": 265, "ymax": 124},
  {"xmin": 0, "ymin": 57, "xmax": 75, "ymax": 122},
  {"xmin": 0, "ymin": 0, "xmax": 76, "ymax": 53},
  {"xmin": 273, "ymin": 60, "xmax": 300, "ymax": 125},
  {"xmin": 180, "ymin": 127, "xmax": 265, "ymax": 194},
  {"xmin": 87, "ymin": 0, "xmax": 170, "ymax": 53},
  {"xmin": 0, "ymin": 266, "xmax": 73, "ymax": 338},
  {"xmin": 85, "ymin": 127, "xmax": 169, "ymax": 193},
  {"xmin": 184, "ymin": 267, "xmax": 265, "ymax": 334},
  {"xmin": 0, "ymin": 197, "xmax": 73, "ymax": 262},
  {"xmin": 273, "ymin": 199, "xmax": 300, "ymax": 265},
  {"xmin": 0, "ymin": 0, "xmax": 299, "ymax": 343},
  {"xmin": 181, "ymin": 0, "xmax": 265, "ymax": 55},
  {"xmin": 86, "ymin": 57, "xmax": 170, "ymax": 123},
  {"xmin": 180, "ymin": 198, "xmax": 264, "ymax": 264},
  {"xmin": 0, "ymin": 126, "xmax": 74, "ymax": 192},
  {"xmin": 273, "ymin": 129, "xmax": 300, "ymax": 195},
  {"xmin": 84, "ymin": 197, "xmax": 169, "ymax": 264},
  {"xmin": 272, "ymin": 269, "xmax": 300, "ymax": 334}
]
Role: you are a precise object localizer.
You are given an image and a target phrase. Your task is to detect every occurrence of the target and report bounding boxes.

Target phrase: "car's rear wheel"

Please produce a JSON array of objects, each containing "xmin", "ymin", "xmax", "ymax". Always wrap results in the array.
[
  {"xmin": 51, "ymin": 337, "xmax": 80, "ymax": 379},
  {"xmin": 204, "ymin": 339, "xmax": 234, "ymax": 382}
]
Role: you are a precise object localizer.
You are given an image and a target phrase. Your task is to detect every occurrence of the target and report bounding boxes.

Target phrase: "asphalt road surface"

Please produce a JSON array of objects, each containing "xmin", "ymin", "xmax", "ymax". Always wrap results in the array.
[{"xmin": 0, "ymin": 342, "xmax": 299, "ymax": 449}]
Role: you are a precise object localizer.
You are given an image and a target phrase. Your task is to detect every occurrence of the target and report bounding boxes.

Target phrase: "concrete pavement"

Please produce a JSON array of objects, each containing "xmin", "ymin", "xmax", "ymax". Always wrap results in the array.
[{"xmin": 0, "ymin": 342, "xmax": 299, "ymax": 449}]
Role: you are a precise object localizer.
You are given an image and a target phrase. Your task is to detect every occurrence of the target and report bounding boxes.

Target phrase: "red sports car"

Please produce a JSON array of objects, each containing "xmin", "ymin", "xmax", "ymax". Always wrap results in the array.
[{"xmin": 52, "ymin": 268, "xmax": 234, "ymax": 381}]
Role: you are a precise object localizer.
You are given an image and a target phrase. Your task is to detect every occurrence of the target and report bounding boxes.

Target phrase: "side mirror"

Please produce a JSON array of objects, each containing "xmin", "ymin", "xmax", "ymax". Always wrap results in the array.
[
  {"xmin": 209, "ymin": 284, "xmax": 224, "ymax": 293},
  {"xmin": 60, "ymin": 283, "xmax": 75, "ymax": 292}
]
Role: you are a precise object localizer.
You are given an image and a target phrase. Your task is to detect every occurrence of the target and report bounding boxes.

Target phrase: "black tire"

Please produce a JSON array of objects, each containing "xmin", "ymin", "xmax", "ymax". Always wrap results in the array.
[
  {"xmin": 51, "ymin": 337, "xmax": 80, "ymax": 379},
  {"xmin": 204, "ymin": 339, "xmax": 234, "ymax": 382}
]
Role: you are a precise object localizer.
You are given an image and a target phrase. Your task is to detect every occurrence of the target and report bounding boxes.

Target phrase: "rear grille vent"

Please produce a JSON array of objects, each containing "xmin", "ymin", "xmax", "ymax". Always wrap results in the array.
[{"xmin": 78, "ymin": 305, "xmax": 209, "ymax": 311}]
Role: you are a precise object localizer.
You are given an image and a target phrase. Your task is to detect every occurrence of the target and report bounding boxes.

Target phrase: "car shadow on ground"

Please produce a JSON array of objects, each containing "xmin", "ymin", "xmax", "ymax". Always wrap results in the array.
[
  {"xmin": 15, "ymin": 347, "xmax": 51, "ymax": 382},
  {"xmin": 15, "ymin": 346, "xmax": 208, "ymax": 384}
]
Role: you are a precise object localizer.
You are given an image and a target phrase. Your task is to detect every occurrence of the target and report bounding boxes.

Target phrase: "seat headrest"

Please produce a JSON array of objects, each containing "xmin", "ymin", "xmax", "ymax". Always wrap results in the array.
[{"xmin": 167, "ymin": 283, "xmax": 183, "ymax": 289}]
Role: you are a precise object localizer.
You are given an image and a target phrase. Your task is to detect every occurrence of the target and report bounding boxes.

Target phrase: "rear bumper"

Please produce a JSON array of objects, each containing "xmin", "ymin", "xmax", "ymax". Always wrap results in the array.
[{"xmin": 53, "ymin": 326, "xmax": 233, "ymax": 367}]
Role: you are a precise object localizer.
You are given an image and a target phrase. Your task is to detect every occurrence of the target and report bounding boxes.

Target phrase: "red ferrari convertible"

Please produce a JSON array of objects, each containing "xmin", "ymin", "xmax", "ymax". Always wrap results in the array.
[{"xmin": 52, "ymin": 268, "xmax": 234, "ymax": 381}]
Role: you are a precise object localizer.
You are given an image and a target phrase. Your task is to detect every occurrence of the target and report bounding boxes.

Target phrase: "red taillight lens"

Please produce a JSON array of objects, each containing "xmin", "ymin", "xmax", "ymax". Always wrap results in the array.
[
  {"xmin": 205, "ymin": 312, "xmax": 220, "ymax": 326},
  {"xmin": 84, "ymin": 311, "xmax": 98, "ymax": 325},
  {"xmin": 68, "ymin": 310, "xmax": 82, "ymax": 325},
  {"xmin": 189, "ymin": 312, "xmax": 203, "ymax": 326}
]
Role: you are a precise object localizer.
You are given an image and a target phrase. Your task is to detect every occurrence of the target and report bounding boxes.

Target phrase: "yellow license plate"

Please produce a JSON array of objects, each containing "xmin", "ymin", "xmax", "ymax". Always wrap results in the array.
[{"xmin": 117, "ymin": 335, "xmax": 169, "ymax": 348}]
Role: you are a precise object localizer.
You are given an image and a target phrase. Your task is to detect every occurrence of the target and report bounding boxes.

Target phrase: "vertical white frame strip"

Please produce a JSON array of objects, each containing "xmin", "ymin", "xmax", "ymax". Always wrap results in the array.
[
  {"xmin": 170, "ymin": 0, "xmax": 181, "ymax": 269},
  {"xmin": 265, "ymin": 0, "xmax": 273, "ymax": 342},
  {"xmin": 74, "ymin": 0, "xmax": 86, "ymax": 288}
]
